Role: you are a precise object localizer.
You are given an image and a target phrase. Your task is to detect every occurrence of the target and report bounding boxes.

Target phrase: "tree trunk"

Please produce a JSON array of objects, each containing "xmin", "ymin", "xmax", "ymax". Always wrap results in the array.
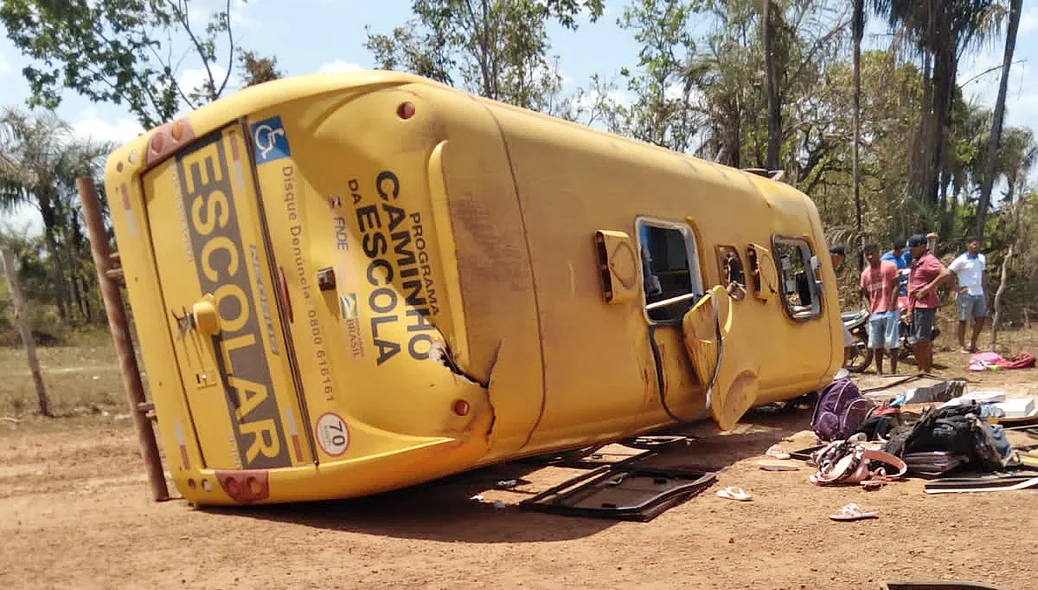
[
  {"xmin": 926, "ymin": 45, "xmax": 954, "ymax": 204},
  {"xmin": 1, "ymin": 245, "xmax": 51, "ymax": 417},
  {"xmin": 990, "ymin": 242, "xmax": 1013, "ymax": 348},
  {"xmin": 913, "ymin": 50, "xmax": 933, "ymax": 203},
  {"xmin": 852, "ymin": 0, "xmax": 863, "ymax": 235},
  {"xmin": 763, "ymin": 0, "xmax": 781, "ymax": 170},
  {"xmin": 38, "ymin": 195, "xmax": 70, "ymax": 322},
  {"xmin": 975, "ymin": 0, "xmax": 1022, "ymax": 241}
]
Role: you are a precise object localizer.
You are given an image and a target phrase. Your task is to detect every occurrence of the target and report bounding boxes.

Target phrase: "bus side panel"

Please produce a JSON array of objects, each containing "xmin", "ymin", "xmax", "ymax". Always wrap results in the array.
[{"xmin": 481, "ymin": 106, "xmax": 715, "ymax": 448}]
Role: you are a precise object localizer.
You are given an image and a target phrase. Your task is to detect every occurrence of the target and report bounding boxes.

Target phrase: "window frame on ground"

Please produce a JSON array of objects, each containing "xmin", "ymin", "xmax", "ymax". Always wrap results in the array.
[
  {"xmin": 772, "ymin": 235, "xmax": 823, "ymax": 321},
  {"xmin": 636, "ymin": 217, "xmax": 704, "ymax": 325}
]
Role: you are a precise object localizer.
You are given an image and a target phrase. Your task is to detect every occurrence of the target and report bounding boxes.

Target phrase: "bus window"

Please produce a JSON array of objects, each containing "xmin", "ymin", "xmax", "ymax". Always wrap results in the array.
[
  {"xmin": 773, "ymin": 237, "xmax": 821, "ymax": 320},
  {"xmin": 637, "ymin": 219, "xmax": 702, "ymax": 323},
  {"xmin": 717, "ymin": 246, "xmax": 746, "ymax": 301}
]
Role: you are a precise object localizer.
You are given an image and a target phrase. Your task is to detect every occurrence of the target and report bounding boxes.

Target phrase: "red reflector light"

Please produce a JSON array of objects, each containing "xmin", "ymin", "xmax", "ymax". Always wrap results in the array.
[
  {"xmin": 397, "ymin": 102, "xmax": 416, "ymax": 120},
  {"xmin": 453, "ymin": 399, "xmax": 470, "ymax": 416},
  {"xmin": 215, "ymin": 470, "xmax": 270, "ymax": 504}
]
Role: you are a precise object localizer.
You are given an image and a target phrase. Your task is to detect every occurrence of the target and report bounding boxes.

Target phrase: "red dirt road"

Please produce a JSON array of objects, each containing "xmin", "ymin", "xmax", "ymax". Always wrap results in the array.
[{"xmin": 2, "ymin": 389, "xmax": 1036, "ymax": 590}]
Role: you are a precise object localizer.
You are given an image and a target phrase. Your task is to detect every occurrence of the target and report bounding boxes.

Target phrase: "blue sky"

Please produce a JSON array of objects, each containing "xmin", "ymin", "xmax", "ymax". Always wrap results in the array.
[{"xmin": 3, "ymin": 0, "xmax": 1038, "ymax": 233}]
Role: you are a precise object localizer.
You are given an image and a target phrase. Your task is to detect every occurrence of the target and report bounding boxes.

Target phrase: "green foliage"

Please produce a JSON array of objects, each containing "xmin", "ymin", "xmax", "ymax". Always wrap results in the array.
[
  {"xmin": 0, "ymin": 108, "xmax": 111, "ymax": 327},
  {"xmin": 610, "ymin": 0, "xmax": 701, "ymax": 152},
  {"xmin": 364, "ymin": 0, "xmax": 602, "ymax": 113},
  {"xmin": 0, "ymin": 0, "xmax": 244, "ymax": 128},
  {"xmin": 238, "ymin": 50, "xmax": 284, "ymax": 87}
]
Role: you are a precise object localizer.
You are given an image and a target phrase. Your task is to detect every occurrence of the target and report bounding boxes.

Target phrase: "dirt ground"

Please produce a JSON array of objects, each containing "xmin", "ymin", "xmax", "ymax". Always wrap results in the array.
[{"xmin": 1, "ymin": 347, "xmax": 1037, "ymax": 590}]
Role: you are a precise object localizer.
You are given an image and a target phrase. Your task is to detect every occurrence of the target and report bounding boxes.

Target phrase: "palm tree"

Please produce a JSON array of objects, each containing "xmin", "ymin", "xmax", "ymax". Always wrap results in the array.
[
  {"xmin": 0, "ymin": 108, "xmax": 113, "ymax": 322},
  {"xmin": 885, "ymin": 0, "xmax": 1003, "ymax": 205},
  {"xmin": 851, "ymin": 0, "xmax": 893, "ymax": 236},
  {"xmin": 974, "ymin": 0, "xmax": 1022, "ymax": 240}
]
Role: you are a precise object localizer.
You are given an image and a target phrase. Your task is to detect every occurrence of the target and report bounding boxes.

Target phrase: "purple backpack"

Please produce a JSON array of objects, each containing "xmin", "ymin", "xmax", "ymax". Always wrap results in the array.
[{"xmin": 810, "ymin": 378, "xmax": 872, "ymax": 441}]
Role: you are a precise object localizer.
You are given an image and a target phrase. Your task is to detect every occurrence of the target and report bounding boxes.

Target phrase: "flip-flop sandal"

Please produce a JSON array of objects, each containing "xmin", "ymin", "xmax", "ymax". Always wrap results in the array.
[
  {"xmin": 829, "ymin": 503, "xmax": 878, "ymax": 521},
  {"xmin": 860, "ymin": 480, "xmax": 888, "ymax": 491},
  {"xmin": 716, "ymin": 486, "xmax": 752, "ymax": 501},
  {"xmin": 765, "ymin": 444, "xmax": 791, "ymax": 460}
]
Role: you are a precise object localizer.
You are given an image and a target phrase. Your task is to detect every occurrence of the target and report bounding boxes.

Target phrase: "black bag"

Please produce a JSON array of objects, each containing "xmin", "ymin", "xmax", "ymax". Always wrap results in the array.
[{"xmin": 882, "ymin": 401, "xmax": 1016, "ymax": 473}]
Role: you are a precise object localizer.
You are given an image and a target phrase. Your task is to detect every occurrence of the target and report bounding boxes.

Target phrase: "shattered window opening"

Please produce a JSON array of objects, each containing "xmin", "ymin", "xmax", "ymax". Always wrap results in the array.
[
  {"xmin": 636, "ymin": 219, "xmax": 703, "ymax": 324},
  {"xmin": 773, "ymin": 237, "xmax": 821, "ymax": 320}
]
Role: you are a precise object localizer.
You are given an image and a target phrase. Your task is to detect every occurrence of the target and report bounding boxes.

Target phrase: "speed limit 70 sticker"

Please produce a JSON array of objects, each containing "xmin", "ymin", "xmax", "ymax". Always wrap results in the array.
[{"xmin": 315, "ymin": 412, "xmax": 350, "ymax": 457}]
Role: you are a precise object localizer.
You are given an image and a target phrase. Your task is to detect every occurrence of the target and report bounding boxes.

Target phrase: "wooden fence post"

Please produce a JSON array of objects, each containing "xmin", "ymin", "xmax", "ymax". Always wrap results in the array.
[
  {"xmin": 1, "ymin": 244, "xmax": 51, "ymax": 417},
  {"xmin": 77, "ymin": 177, "xmax": 170, "ymax": 502}
]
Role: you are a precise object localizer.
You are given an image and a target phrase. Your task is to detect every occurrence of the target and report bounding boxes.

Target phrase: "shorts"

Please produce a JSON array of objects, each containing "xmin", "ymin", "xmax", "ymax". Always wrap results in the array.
[
  {"xmin": 910, "ymin": 308, "xmax": 936, "ymax": 344},
  {"xmin": 867, "ymin": 311, "xmax": 899, "ymax": 350},
  {"xmin": 957, "ymin": 293, "xmax": 987, "ymax": 321},
  {"xmin": 842, "ymin": 322, "xmax": 854, "ymax": 347}
]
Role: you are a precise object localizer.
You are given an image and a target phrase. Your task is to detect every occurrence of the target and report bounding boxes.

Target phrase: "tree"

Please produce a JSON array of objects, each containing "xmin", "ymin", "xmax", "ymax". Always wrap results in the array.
[
  {"xmin": 0, "ymin": 0, "xmax": 245, "ymax": 128},
  {"xmin": 613, "ymin": 0, "xmax": 701, "ymax": 153},
  {"xmin": 364, "ymin": 0, "xmax": 603, "ymax": 113},
  {"xmin": 974, "ymin": 0, "xmax": 1022, "ymax": 241},
  {"xmin": 0, "ymin": 108, "xmax": 112, "ymax": 323},
  {"xmin": 762, "ymin": 0, "xmax": 781, "ymax": 169},
  {"xmin": 681, "ymin": 0, "xmax": 846, "ymax": 172},
  {"xmin": 238, "ymin": 50, "xmax": 284, "ymax": 87},
  {"xmin": 885, "ymin": 0, "xmax": 1004, "ymax": 206}
]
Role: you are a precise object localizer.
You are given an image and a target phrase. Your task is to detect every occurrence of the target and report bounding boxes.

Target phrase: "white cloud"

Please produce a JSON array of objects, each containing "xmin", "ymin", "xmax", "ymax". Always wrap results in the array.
[
  {"xmin": 318, "ymin": 60, "xmax": 363, "ymax": 74},
  {"xmin": 573, "ymin": 88, "xmax": 633, "ymax": 111},
  {"xmin": 70, "ymin": 107, "xmax": 145, "ymax": 145},
  {"xmin": 178, "ymin": 64, "xmax": 240, "ymax": 97},
  {"xmin": 190, "ymin": 0, "xmax": 257, "ymax": 29},
  {"xmin": 0, "ymin": 52, "xmax": 10, "ymax": 75}
]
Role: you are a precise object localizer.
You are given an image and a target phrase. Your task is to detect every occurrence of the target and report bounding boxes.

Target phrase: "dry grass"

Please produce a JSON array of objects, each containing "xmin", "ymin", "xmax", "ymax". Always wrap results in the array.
[
  {"xmin": 2, "ymin": 322, "xmax": 1036, "ymax": 431},
  {"xmin": 0, "ymin": 329, "xmax": 126, "ymax": 421}
]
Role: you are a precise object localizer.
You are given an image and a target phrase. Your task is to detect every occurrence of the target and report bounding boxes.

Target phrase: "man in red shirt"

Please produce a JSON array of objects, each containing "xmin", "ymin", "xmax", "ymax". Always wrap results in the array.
[
  {"xmin": 859, "ymin": 243, "xmax": 900, "ymax": 374},
  {"xmin": 906, "ymin": 233, "xmax": 952, "ymax": 373}
]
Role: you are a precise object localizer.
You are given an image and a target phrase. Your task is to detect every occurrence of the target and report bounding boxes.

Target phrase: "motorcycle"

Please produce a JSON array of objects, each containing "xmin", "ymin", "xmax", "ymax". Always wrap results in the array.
[
  {"xmin": 843, "ymin": 293, "xmax": 941, "ymax": 373},
  {"xmin": 842, "ymin": 309, "xmax": 872, "ymax": 372},
  {"xmin": 894, "ymin": 292, "xmax": 940, "ymax": 360}
]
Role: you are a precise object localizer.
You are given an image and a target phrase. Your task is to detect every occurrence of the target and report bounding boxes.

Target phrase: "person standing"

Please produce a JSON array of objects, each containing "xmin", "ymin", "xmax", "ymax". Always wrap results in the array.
[
  {"xmin": 947, "ymin": 236, "xmax": 988, "ymax": 353},
  {"xmin": 860, "ymin": 243, "xmax": 900, "ymax": 374},
  {"xmin": 881, "ymin": 237, "xmax": 910, "ymax": 297},
  {"xmin": 906, "ymin": 234, "xmax": 952, "ymax": 373},
  {"xmin": 881, "ymin": 237, "xmax": 910, "ymax": 271}
]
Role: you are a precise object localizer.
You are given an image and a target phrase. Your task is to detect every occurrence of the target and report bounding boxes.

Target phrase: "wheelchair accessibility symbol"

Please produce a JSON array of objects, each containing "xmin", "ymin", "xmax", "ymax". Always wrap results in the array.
[{"xmin": 250, "ymin": 116, "xmax": 291, "ymax": 163}]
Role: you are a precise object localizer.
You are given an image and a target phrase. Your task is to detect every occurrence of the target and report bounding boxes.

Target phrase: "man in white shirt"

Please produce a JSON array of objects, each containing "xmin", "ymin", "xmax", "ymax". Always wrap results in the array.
[{"xmin": 947, "ymin": 236, "xmax": 987, "ymax": 353}]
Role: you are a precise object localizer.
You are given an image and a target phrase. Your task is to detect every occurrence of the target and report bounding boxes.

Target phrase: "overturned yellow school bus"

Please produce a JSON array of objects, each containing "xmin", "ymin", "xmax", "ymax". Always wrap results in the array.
[{"xmin": 102, "ymin": 70, "xmax": 842, "ymax": 506}]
